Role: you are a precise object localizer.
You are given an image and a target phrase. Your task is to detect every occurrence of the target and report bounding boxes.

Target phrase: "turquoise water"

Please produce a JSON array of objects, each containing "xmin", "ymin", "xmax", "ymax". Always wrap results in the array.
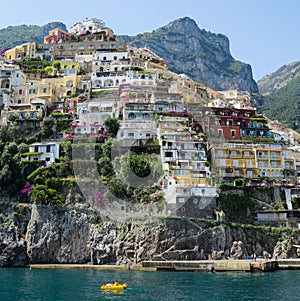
[{"xmin": 0, "ymin": 268, "xmax": 299, "ymax": 300}]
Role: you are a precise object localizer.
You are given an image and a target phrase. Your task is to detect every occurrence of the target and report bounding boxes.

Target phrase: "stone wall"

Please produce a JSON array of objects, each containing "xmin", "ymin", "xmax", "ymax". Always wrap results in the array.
[{"xmin": 1, "ymin": 202, "xmax": 300, "ymax": 267}]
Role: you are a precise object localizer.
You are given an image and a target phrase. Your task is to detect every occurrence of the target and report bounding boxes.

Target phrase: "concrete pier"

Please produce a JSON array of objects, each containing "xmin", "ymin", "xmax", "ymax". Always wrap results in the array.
[
  {"xmin": 142, "ymin": 259, "xmax": 278, "ymax": 272},
  {"xmin": 277, "ymin": 259, "xmax": 300, "ymax": 270},
  {"xmin": 29, "ymin": 259, "xmax": 300, "ymax": 272}
]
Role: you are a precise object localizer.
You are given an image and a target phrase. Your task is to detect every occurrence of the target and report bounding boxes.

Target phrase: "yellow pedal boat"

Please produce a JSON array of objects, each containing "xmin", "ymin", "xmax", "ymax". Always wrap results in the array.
[{"xmin": 101, "ymin": 283, "xmax": 127, "ymax": 290}]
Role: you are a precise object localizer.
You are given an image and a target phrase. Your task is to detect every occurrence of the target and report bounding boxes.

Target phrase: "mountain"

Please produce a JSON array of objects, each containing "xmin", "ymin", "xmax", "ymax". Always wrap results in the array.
[
  {"xmin": 0, "ymin": 22, "xmax": 67, "ymax": 50},
  {"xmin": 257, "ymin": 61, "xmax": 300, "ymax": 95},
  {"xmin": 119, "ymin": 17, "xmax": 258, "ymax": 93},
  {"xmin": 0, "ymin": 17, "xmax": 257, "ymax": 93},
  {"xmin": 255, "ymin": 74, "xmax": 300, "ymax": 132}
]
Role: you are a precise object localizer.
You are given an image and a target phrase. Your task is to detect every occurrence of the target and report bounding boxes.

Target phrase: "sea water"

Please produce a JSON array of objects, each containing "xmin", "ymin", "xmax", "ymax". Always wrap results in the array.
[{"xmin": 0, "ymin": 268, "xmax": 299, "ymax": 301}]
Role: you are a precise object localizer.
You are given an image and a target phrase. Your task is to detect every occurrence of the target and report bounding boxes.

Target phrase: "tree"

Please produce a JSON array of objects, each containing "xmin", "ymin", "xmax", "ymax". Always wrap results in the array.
[
  {"xmin": 41, "ymin": 116, "xmax": 55, "ymax": 138},
  {"xmin": 44, "ymin": 66, "xmax": 54, "ymax": 75},
  {"xmin": 104, "ymin": 117, "xmax": 120, "ymax": 138},
  {"xmin": 53, "ymin": 60, "xmax": 61, "ymax": 74}
]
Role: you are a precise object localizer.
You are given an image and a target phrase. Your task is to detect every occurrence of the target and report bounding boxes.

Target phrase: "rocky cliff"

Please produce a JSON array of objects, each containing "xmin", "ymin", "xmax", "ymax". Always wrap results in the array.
[
  {"xmin": 119, "ymin": 17, "xmax": 258, "ymax": 93},
  {"xmin": 1, "ymin": 201, "xmax": 299, "ymax": 267},
  {"xmin": 257, "ymin": 61, "xmax": 300, "ymax": 95}
]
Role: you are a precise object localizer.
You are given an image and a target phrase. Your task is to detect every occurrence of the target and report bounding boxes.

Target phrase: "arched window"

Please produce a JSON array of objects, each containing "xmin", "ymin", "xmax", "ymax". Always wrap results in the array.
[{"xmin": 128, "ymin": 113, "xmax": 136, "ymax": 119}]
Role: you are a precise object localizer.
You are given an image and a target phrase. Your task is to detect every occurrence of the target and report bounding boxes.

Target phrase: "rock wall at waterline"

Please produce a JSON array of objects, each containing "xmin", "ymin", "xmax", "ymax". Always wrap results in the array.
[{"xmin": 0, "ymin": 203, "xmax": 300, "ymax": 267}]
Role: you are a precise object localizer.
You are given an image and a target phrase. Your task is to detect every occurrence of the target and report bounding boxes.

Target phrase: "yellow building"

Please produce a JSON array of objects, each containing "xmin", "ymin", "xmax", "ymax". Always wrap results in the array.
[
  {"xmin": 169, "ymin": 75, "xmax": 222, "ymax": 106},
  {"xmin": 60, "ymin": 60, "xmax": 81, "ymax": 75},
  {"xmin": 255, "ymin": 145, "xmax": 284, "ymax": 178},
  {"xmin": 212, "ymin": 142, "xmax": 297, "ymax": 182},
  {"xmin": 1, "ymin": 108, "xmax": 43, "ymax": 125},
  {"xmin": 10, "ymin": 74, "xmax": 79, "ymax": 108},
  {"xmin": 212, "ymin": 143, "xmax": 258, "ymax": 180},
  {"xmin": 5, "ymin": 42, "xmax": 37, "ymax": 62}
]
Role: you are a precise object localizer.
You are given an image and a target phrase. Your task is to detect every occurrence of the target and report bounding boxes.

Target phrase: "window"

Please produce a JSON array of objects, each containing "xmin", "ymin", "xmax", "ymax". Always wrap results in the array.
[
  {"xmin": 174, "ymin": 170, "xmax": 188, "ymax": 176},
  {"xmin": 46, "ymin": 145, "xmax": 51, "ymax": 153},
  {"xmin": 18, "ymin": 99, "xmax": 22, "ymax": 104},
  {"xmin": 271, "ymin": 162, "xmax": 277, "ymax": 167},
  {"xmin": 217, "ymin": 150, "xmax": 224, "ymax": 156},
  {"xmin": 220, "ymin": 159, "xmax": 226, "ymax": 166},
  {"xmin": 165, "ymin": 151, "xmax": 173, "ymax": 158},
  {"xmin": 218, "ymin": 129, "xmax": 223, "ymax": 137},
  {"xmin": 247, "ymin": 170, "xmax": 253, "ymax": 177},
  {"xmin": 271, "ymin": 152, "xmax": 277, "ymax": 159},
  {"xmin": 66, "ymin": 81, "xmax": 73, "ymax": 87},
  {"xmin": 246, "ymin": 160, "xmax": 252, "ymax": 167},
  {"xmin": 258, "ymin": 151, "xmax": 264, "ymax": 158},
  {"xmin": 233, "ymin": 160, "xmax": 239, "ymax": 167},
  {"xmin": 43, "ymin": 88, "xmax": 47, "ymax": 93},
  {"xmin": 34, "ymin": 146, "xmax": 39, "ymax": 152},
  {"xmin": 231, "ymin": 130, "xmax": 236, "ymax": 137},
  {"xmin": 19, "ymin": 89, "xmax": 22, "ymax": 95},
  {"xmin": 258, "ymin": 161, "xmax": 264, "ymax": 167},
  {"xmin": 29, "ymin": 89, "xmax": 36, "ymax": 94},
  {"xmin": 177, "ymin": 197, "xmax": 185, "ymax": 204},
  {"xmin": 235, "ymin": 170, "xmax": 240, "ymax": 176},
  {"xmin": 244, "ymin": 151, "xmax": 249, "ymax": 157},
  {"xmin": 231, "ymin": 150, "xmax": 236, "ymax": 156},
  {"xmin": 261, "ymin": 170, "xmax": 267, "ymax": 177}
]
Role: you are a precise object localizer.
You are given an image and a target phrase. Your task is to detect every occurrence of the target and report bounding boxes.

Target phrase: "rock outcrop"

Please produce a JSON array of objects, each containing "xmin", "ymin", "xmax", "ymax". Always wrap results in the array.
[
  {"xmin": 119, "ymin": 17, "xmax": 258, "ymax": 93},
  {"xmin": 1, "ymin": 202, "xmax": 299, "ymax": 267},
  {"xmin": 257, "ymin": 61, "xmax": 300, "ymax": 95}
]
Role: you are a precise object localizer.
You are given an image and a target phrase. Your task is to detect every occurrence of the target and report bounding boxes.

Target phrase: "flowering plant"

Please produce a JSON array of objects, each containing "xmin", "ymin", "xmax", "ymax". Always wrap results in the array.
[{"xmin": 20, "ymin": 182, "xmax": 32, "ymax": 195}]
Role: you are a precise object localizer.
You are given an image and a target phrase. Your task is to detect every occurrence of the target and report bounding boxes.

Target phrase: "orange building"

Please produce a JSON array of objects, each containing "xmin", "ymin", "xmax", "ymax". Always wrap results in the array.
[{"xmin": 44, "ymin": 28, "xmax": 73, "ymax": 44}]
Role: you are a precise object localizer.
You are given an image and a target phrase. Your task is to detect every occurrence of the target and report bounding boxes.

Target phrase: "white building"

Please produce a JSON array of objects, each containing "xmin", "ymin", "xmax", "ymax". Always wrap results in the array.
[
  {"xmin": 26, "ymin": 142, "xmax": 60, "ymax": 165},
  {"xmin": 69, "ymin": 18, "xmax": 106, "ymax": 35},
  {"xmin": 91, "ymin": 51, "xmax": 130, "ymax": 89},
  {"xmin": 77, "ymin": 100, "xmax": 118, "ymax": 125},
  {"xmin": 126, "ymin": 70, "xmax": 156, "ymax": 86}
]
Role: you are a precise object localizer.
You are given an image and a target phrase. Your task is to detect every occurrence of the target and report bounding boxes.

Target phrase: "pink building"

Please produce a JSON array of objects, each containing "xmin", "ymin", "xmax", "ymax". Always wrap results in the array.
[{"xmin": 44, "ymin": 28, "xmax": 73, "ymax": 44}]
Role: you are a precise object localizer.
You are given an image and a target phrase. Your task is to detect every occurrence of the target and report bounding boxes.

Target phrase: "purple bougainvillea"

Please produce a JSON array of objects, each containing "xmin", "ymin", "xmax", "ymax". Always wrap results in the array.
[{"xmin": 20, "ymin": 182, "xmax": 32, "ymax": 196}]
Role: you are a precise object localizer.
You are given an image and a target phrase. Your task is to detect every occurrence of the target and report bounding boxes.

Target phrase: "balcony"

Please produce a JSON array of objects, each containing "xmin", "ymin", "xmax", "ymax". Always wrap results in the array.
[{"xmin": 257, "ymin": 155, "xmax": 269, "ymax": 160}]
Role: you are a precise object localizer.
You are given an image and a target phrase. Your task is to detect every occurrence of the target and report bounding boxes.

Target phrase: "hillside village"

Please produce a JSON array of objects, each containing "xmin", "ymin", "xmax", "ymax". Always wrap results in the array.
[{"xmin": 1, "ymin": 18, "xmax": 300, "ymax": 229}]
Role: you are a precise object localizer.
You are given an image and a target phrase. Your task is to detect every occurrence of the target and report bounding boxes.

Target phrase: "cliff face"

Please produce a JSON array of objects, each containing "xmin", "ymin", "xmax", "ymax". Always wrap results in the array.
[
  {"xmin": 1, "ymin": 202, "xmax": 299, "ymax": 267},
  {"xmin": 119, "ymin": 17, "xmax": 258, "ymax": 93},
  {"xmin": 257, "ymin": 61, "xmax": 300, "ymax": 95}
]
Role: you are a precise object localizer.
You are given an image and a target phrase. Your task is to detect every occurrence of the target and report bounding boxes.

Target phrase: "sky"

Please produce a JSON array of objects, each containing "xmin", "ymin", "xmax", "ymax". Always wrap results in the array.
[{"xmin": 1, "ymin": 0, "xmax": 299, "ymax": 81}]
